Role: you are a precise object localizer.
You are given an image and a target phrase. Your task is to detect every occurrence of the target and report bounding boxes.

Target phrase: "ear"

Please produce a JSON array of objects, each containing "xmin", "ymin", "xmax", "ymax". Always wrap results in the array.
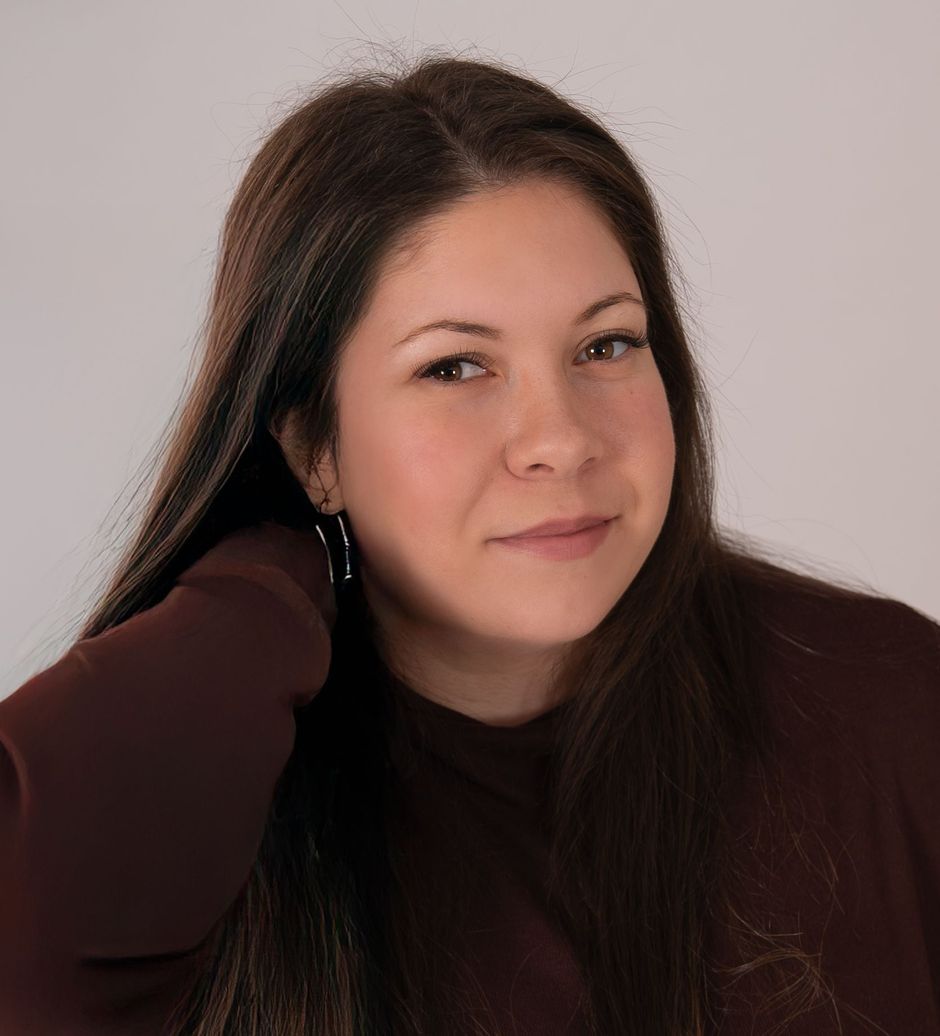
[{"xmin": 269, "ymin": 410, "xmax": 344, "ymax": 514}]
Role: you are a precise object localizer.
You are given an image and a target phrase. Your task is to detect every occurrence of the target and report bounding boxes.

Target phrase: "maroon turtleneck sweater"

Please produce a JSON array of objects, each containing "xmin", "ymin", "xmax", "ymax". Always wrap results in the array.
[{"xmin": 1, "ymin": 521, "xmax": 938, "ymax": 1034}]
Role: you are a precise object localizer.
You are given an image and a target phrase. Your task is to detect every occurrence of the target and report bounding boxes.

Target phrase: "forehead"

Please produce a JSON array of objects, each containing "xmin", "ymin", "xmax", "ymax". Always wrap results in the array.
[{"xmin": 370, "ymin": 181, "xmax": 641, "ymax": 314}]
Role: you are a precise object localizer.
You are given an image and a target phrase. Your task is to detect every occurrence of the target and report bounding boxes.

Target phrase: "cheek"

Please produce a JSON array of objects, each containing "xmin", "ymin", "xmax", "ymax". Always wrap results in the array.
[
  {"xmin": 341, "ymin": 398, "xmax": 481, "ymax": 522},
  {"xmin": 645, "ymin": 385, "xmax": 676, "ymax": 496},
  {"xmin": 609, "ymin": 370, "xmax": 674, "ymax": 449},
  {"xmin": 339, "ymin": 403, "xmax": 489, "ymax": 615},
  {"xmin": 642, "ymin": 381, "xmax": 676, "ymax": 477},
  {"xmin": 611, "ymin": 379, "xmax": 676, "ymax": 515}
]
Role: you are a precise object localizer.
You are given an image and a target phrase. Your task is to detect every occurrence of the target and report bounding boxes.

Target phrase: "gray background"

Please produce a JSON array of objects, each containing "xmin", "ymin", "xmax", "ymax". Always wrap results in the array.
[{"xmin": 2, "ymin": 0, "xmax": 938, "ymax": 695}]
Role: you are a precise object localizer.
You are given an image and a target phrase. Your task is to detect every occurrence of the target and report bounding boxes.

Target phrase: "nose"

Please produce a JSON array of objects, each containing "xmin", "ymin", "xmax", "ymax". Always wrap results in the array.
[{"xmin": 502, "ymin": 374, "xmax": 604, "ymax": 478}]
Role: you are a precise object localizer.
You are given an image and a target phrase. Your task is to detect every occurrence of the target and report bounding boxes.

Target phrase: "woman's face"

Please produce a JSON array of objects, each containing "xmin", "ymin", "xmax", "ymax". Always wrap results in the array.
[{"xmin": 287, "ymin": 179, "xmax": 676, "ymax": 716}]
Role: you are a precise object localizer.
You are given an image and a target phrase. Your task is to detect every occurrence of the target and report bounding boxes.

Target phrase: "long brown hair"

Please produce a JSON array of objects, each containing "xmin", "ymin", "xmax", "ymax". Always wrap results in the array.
[{"xmin": 71, "ymin": 46, "xmax": 893, "ymax": 1035}]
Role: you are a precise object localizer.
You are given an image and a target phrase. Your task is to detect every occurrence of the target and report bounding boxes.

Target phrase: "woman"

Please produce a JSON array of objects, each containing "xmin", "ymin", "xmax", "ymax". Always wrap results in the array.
[{"xmin": 1, "ymin": 52, "xmax": 937, "ymax": 1036}]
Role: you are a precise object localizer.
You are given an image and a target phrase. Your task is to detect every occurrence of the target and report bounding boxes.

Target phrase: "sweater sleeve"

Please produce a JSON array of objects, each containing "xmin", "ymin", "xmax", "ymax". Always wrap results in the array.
[{"xmin": 0, "ymin": 520, "xmax": 336, "ymax": 1034}]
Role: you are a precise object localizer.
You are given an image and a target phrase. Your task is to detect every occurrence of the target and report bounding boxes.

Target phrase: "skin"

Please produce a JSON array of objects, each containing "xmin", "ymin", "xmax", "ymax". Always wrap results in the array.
[{"xmin": 276, "ymin": 179, "xmax": 676, "ymax": 726}]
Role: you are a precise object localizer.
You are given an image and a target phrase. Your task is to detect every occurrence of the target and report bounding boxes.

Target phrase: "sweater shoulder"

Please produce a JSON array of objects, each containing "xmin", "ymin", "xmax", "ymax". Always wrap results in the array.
[{"xmin": 738, "ymin": 572, "xmax": 940, "ymax": 777}]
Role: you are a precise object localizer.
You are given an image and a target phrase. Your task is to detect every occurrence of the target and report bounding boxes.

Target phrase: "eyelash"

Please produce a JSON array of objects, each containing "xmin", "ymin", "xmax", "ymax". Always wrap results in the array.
[{"xmin": 411, "ymin": 330, "xmax": 652, "ymax": 385}]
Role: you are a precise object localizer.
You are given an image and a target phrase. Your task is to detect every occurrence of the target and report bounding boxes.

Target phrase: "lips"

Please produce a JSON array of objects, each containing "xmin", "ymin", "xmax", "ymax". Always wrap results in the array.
[
  {"xmin": 492, "ymin": 516, "xmax": 614, "ymax": 560},
  {"xmin": 498, "ymin": 514, "xmax": 614, "ymax": 539}
]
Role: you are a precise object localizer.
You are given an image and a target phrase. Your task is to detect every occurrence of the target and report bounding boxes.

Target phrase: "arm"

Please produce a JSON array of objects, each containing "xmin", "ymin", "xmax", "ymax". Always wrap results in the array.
[{"xmin": 0, "ymin": 520, "xmax": 336, "ymax": 1032}]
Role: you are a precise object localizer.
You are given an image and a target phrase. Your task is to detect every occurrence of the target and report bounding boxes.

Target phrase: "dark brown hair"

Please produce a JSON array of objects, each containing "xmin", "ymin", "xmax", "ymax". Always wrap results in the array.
[{"xmin": 71, "ymin": 45, "xmax": 893, "ymax": 1035}]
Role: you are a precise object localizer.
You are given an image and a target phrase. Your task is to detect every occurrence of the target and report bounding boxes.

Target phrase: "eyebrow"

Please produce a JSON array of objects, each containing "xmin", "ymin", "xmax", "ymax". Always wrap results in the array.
[{"xmin": 392, "ymin": 290, "xmax": 648, "ymax": 349}]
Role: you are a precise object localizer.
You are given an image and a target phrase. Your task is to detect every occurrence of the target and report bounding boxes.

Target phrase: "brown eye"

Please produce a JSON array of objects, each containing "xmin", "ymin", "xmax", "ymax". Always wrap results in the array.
[
  {"xmin": 578, "ymin": 332, "xmax": 650, "ymax": 364},
  {"xmin": 413, "ymin": 351, "xmax": 491, "ymax": 384}
]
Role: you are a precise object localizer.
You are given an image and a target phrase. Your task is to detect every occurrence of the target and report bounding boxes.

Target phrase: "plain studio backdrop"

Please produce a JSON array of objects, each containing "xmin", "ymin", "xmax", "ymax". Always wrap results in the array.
[{"xmin": 1, "ymin": 0, "xmax": 937, "ymax": 696}]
